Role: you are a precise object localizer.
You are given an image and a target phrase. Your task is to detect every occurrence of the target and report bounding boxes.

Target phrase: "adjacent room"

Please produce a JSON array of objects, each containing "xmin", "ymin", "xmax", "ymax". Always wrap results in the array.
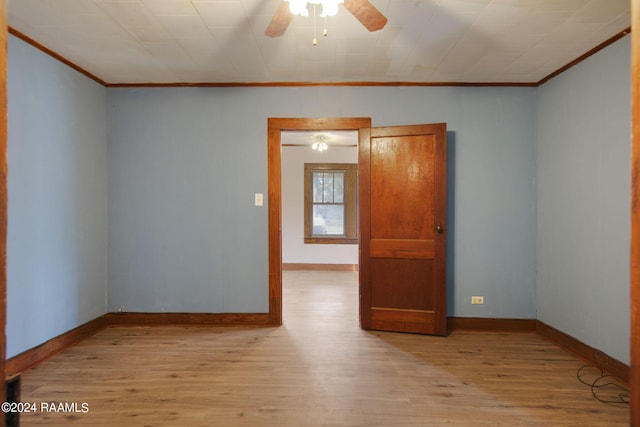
[{"xmin": 2, "ymin": 0, "xmax": 637, "ymax": 425}]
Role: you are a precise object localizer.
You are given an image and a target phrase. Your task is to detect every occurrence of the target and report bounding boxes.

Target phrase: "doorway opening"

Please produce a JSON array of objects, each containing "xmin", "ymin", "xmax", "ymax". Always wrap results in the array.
[
  {"xmin": 281, "ymin": 130, "xmax": 358, "ymax": 268},
  {"xmin": 281, "ymin": 130, "xmax": 359, "ymax": 325},
  {"xmin": 267, "ymin": 117, "xmax": 372, "ymax": 325}
]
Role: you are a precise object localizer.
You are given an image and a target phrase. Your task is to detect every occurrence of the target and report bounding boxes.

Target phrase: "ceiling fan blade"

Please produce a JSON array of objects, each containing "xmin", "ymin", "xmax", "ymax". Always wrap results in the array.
[
  {"xmin": 265, "ymin": 1, "xmax": 293, "ymax": 37},
  {"xmin": 343, "ymin": 0, "xmax": 388, "ymax": 32}
]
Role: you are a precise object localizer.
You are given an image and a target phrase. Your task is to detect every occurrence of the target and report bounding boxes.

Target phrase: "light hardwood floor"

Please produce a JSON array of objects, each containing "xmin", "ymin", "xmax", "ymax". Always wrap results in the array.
[{"xmin": 19, "ymin": 271, "xmax": 629, "ymax": 426}]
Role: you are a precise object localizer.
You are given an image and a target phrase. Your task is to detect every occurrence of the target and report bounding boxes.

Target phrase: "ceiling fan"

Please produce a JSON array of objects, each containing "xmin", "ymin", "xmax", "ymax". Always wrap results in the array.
[{"xmin": 265, "ymin": 0, "xmax": 388, "ymax": 38}]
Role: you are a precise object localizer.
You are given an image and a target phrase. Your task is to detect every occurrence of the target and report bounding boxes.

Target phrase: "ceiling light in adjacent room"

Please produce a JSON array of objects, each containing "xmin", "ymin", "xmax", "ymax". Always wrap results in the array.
[{"xmin": 311, "ymin": 134, "xmax": 329, "ymax": 152}]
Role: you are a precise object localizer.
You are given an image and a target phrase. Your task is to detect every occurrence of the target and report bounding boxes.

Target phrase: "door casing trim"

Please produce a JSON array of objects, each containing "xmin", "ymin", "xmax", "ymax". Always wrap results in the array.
[{"xmin": 267, "ymin": 117, "xmax": 372, "ymax": 325}]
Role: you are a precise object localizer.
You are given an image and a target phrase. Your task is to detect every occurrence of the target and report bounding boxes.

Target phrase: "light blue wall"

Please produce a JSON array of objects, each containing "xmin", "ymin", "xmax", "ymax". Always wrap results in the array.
[
  {"xmin": 107, "ymin": 88, "xmax": 269, "ymax": 312},
  {"xmin": 537, "ymin": 36, "xmax": 631, "ymax": 364},
  {"xmin": 108, "ymin": 85, "xmax": 537, "ymax": 317},
  {"xmin": 7, "ymin": 36, "xmax": 108, "ymax": 357}
]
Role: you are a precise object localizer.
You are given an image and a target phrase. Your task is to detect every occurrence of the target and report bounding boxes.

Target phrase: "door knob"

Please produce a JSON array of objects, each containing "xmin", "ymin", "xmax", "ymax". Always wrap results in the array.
[{"xmin": 436, "ymin": 224, "xmax": 444, "ymax": 234}]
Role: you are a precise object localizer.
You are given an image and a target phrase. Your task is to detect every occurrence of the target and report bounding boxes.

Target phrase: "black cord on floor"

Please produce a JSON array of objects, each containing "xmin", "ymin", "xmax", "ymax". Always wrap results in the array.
[{"xmin": 577, "ymin": 365, "xmax": 629, "ymax": 406}]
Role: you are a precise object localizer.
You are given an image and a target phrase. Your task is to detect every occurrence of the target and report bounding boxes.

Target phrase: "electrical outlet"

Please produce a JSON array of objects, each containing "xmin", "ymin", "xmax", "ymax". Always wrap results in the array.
[{"xmin": 471, "ymin": 296, "xmax": 484, "ymax": 305}]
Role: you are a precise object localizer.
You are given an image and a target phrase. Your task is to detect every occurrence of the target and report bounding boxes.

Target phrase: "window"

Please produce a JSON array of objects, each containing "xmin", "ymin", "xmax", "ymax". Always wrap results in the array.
[{"xmin": 304, "ymin": 163, "xmax": 357, "ymax": 244}]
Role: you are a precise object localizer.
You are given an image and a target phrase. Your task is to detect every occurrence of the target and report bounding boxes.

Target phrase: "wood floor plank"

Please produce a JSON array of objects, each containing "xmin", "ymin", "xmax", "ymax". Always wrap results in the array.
[{"xmin": 18, "ymin": 271, "xmax": 628, "ymax": 426}]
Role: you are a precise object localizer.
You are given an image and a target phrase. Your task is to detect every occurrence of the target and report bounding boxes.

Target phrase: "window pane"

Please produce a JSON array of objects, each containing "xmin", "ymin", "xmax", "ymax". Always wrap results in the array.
[
  {"xmin": 313, "ymin": 172, "xmax": 323, "ymax": 203},
  {"xmin": 313, "ymin": 204, "xmax": 344, "ymax": 235},
  {"xmin": 333, "ymin": 172, "xmax": 344, "ymax": 203},
  {"xmin": 323, "ymin": 172, "xmax": 334, "ymax": 203}
]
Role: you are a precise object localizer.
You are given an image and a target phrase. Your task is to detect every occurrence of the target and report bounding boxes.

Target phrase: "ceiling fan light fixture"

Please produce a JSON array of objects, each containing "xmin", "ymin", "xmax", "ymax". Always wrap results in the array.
[
  {"xmin": 287, "ymin": 0, "xmax": 309, "ymax": 16},
  {"xmin": 266, "ymin": 0, "xmax": 387, "ymax": 39},
  {"xmin": 286, "ymin": 0, "xmax": 343, "ymax": 17}
]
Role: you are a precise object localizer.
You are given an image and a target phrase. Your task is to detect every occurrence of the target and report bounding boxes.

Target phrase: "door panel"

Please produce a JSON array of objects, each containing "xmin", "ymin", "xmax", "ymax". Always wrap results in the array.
[
  {"xmin": 359, "ymin": 124, "xmax": 447, "ymax": 336},
  {"xmin": 370, "ymin": 135, "xmax": 435, "ymax": 240},
  {"xmin": 371, "ymin": 258, "xmax": 433, "ymax": 310}
]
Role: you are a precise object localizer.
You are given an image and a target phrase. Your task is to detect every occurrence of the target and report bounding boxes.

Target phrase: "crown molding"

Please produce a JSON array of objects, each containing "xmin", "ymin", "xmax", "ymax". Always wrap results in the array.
[
  {"xmin": 537, "ymin": 27, "xmax": 631, "ymax": 86},
  {"xmin": 106, "ymin": 81, "xmax": 537, "ymax": 88},
  {"xmin": 8, "ymin": 27, "xmax": 107, "ymax": 87}
]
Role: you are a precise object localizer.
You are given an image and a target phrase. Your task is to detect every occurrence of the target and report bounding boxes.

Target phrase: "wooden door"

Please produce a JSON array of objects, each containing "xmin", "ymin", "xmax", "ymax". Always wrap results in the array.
[{"xmin": 359, "ymin": 123, "xmax": 447, "ymax": 335}]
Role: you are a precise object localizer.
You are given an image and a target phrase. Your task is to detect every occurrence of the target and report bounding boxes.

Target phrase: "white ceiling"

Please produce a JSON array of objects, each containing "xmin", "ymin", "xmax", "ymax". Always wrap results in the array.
[{"xmin": 7, "ymin": 0, "xmax": 631, "ymax": 85}]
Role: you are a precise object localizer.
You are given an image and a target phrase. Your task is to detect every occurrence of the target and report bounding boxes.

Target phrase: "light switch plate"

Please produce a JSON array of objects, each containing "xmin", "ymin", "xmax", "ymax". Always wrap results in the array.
[{"xmin": 254, "ymin": 193, "xmax": 264, "ymax": 206}]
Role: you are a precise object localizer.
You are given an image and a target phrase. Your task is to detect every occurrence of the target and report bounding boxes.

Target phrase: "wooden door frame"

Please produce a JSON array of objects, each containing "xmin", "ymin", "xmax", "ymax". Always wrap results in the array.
[
  {"xmin": 267, "ymin": 117, "xmax": 371, "ymax": 325},
  {"xmin": 631, "ymin": 0, "xmax": 639, "ymax": 424},
  {"xmin": 1, "ymin": 0, "xmax": 7, "ymax": 424}
]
